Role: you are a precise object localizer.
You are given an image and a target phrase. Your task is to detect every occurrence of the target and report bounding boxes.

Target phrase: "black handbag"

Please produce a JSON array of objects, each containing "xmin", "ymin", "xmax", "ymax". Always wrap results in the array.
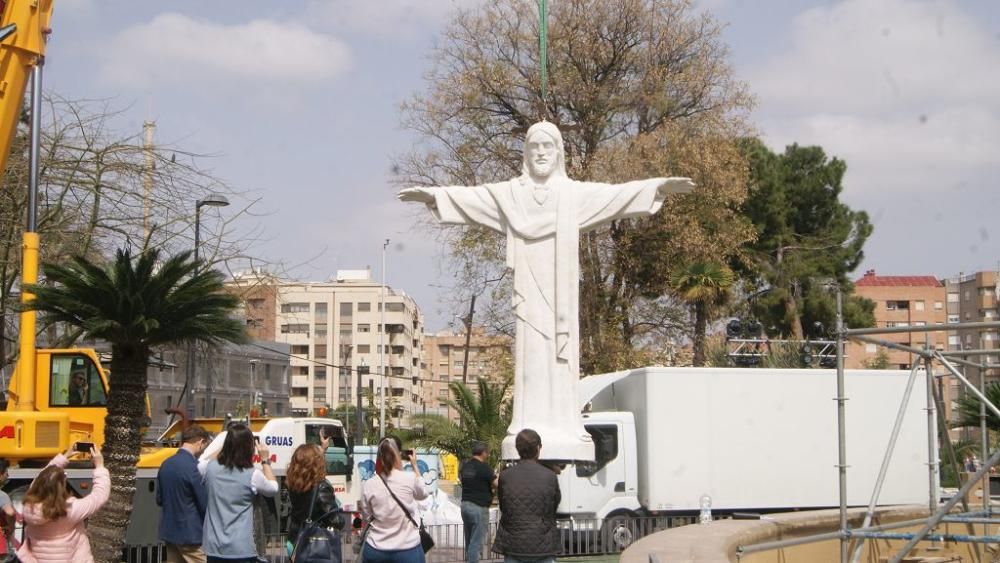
[
  {"xmin": 291, "ymin": 484, "xmax": 343, "ymax": 563},
  {"xmin": 378, "ymin": 475, "xmax": 435, "ymax": 553}
]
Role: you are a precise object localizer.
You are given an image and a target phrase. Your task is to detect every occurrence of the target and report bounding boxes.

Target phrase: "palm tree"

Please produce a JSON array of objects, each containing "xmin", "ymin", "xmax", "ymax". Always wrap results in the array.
[
  {"xmin": 670, "ymin": 261, "xmax": 735, "ymax": 367},
  {"xmin": 953, "ymin": 382, "xmax": 1000, "ymax": 433},
  {"xmin": 415, "ymin": 377, "xmax": 512, "ymax": 468},
  {"xmin": 25, "ymin": 247, "xmax": 246, "ymax": 562}
]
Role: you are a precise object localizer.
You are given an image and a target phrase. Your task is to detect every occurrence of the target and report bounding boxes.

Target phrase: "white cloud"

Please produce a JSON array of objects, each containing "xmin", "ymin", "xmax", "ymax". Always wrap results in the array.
[
  {"xmin": 100, "ymin": 13, "xmax": 352, "ymax": 88},
  {"xmin": 749, "ymin": 0, "xmax": 1000, "ymax": 114},
  {"xmin": 303, "ymin": 0, "xmax": 478, "ymax": 38},
  {"xmin": 745, "ymin": 0, "xmax": 1000, "ymax": 198}
]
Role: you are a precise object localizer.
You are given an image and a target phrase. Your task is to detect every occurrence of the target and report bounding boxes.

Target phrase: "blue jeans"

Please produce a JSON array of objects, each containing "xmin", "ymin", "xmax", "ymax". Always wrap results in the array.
[
  {"xmin": 361, "ymin": 543, "xmax": 425, "ymax": 563},
  {"xmin": 504, "ymin": 557, "xmax": 555, "ymax": 563},
  {"xmin": 461, "ymin": 500, "xmax": 490, "ymax": 563}
]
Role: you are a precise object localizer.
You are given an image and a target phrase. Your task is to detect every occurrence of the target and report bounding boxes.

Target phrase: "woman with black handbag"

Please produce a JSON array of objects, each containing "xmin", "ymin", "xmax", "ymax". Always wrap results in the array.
[
  {"xmin": 287, "ymin": 442, "xmax": 344, "ymax": 562},
  {"xmin": 358, "ymin": 438, "xmax": 429, "ymax": 563}
]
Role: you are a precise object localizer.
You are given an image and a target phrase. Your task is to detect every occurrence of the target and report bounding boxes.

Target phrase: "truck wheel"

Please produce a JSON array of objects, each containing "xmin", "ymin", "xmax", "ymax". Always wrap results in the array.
[{"xmin": 601, "ymin": 512, "xmax": 636, "ymax": 551}]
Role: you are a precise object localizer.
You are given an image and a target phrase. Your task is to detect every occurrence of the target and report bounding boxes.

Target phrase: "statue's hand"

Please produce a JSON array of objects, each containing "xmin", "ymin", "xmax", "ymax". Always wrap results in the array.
[
  {"xmin": 659, "ymin": 177, "xmax": 695, "ymax": 196},
  {"xmin": 397, "ymin": 187, "xmax": 437, "ymax": 205}
]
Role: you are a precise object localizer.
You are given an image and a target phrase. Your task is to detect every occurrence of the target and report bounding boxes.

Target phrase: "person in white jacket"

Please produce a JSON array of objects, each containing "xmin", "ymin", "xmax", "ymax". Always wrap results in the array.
[{"xmin": 359, "ymin": 438, "xmax": 427, "ymax": 563}]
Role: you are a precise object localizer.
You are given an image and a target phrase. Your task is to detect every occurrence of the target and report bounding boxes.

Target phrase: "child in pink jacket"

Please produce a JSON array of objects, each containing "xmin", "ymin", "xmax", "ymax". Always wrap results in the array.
[{"xmin": 16, "ymin": 444, "xmax": 110, "ymax": 563}]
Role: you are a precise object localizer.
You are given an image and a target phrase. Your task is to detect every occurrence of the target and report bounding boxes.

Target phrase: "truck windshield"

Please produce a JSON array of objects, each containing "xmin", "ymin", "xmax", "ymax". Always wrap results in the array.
[
  {"xmin": 305, "ymin": 423, "xmax": 351, "ymax": 476},
  {"xmin": 50, "ymin": 354, "xmax": 107, "ymax": 407}
]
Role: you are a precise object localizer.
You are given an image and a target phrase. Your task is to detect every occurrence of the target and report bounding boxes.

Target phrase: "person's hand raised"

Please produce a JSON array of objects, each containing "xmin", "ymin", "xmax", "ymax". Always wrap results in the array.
[{"xmin": 90, "ymin": 447, "xmax": 104, "ymax": 468}]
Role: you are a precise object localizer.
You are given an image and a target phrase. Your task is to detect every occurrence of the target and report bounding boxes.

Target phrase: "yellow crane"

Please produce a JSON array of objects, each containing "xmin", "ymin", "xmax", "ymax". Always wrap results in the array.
[{"xmin": 0, "ymin": 0, "xmax": 115, "ymax": 461}]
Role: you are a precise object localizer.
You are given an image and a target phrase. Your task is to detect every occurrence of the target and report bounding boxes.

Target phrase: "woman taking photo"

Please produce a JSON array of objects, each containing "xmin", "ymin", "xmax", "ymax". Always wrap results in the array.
[
  {"xmin": 286, "ymin": 441, "xmax": 342, "ymax": 548},
  {"xmin": 359, "ymin": 438, "xmax": 427, "ymax": 563},
  {"xmin": 199, "ymin": 423, "xmax": 279, "ymax": 563},
  {"xmin": 17, "ymin": 443, "xmax": 109, "ymax": 563}
]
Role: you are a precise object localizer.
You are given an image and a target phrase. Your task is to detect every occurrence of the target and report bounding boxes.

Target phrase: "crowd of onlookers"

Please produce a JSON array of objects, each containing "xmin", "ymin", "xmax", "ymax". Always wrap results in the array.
[{"xmin": 3, "ymin": 424, "xmax": 564, "ymax": 563}]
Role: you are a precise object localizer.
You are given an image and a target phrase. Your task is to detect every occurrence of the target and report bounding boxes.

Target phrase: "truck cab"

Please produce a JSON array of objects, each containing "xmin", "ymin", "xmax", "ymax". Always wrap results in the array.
[
  {"xmin": 1, "ymin": 349, "xmax": 110, "ymax": 461},
  {"xmin": 558, "ymin": 411, "xmax": 640, "ymax": 522}
]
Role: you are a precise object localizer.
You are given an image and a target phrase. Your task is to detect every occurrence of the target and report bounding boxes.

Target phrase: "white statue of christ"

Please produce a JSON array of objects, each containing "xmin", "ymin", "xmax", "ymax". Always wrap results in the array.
[{"xmin": 398, "ymin": 121, "xmax": 694, "ymax": 461}]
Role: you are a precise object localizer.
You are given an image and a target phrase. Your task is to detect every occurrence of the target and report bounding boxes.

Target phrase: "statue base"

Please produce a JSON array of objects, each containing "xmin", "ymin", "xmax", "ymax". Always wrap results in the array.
[{"xmin": 501, "ymin": 428, "xmax": 595, "ymax": 462}]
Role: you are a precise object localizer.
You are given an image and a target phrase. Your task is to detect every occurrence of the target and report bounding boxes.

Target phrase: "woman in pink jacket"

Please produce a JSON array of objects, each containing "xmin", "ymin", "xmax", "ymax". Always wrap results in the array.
[{"xmin": 16, "ymin": 443, "xmax": 110, "ymax": 563}]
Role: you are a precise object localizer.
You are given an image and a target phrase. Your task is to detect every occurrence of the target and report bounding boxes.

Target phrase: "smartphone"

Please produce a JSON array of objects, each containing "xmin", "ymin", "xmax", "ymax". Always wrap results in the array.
[
  {"xmin": 402, "ymin": 449, "xmax": 414, "ymax": 460},
  {"xmin": 75, "ymin": 441, "xmax": 95, "ymax": 453}
]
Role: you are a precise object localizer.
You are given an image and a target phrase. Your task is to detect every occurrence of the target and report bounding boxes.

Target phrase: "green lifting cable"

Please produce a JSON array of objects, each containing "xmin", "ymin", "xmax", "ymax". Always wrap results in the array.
[{"xmin": 539, "ymin": 0, "xmax": 548, "ymax": 104}]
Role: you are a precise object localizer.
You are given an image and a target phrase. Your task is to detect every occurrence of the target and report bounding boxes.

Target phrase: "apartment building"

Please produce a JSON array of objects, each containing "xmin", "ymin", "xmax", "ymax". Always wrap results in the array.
[
  {"xmin": 849, "ymin": 270, "xmax": 948, "ymax": 369},
  {"xmin": 944, "ymin": 271, "xmax": 1000, "ymax": 377},
  {"xmin": 420, "ymin": 328, "xmax": 511, "ymax": 422},
  {"xmin": 229, "ymin": 269, "xmax": 425, "ymax": 423}
]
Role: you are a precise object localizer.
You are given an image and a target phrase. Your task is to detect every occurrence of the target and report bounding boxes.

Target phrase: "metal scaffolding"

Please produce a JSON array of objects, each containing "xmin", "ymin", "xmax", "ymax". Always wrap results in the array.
[{"xmin": 736, "ymin": 291, "xmax": 1000, "ymax": 563}]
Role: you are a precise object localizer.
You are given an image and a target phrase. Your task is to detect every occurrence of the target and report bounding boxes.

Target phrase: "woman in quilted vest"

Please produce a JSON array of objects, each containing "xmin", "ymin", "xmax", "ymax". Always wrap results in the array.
[{"xmin": 16, "ymin": 444, "xmax": 109, "ymax": 563}]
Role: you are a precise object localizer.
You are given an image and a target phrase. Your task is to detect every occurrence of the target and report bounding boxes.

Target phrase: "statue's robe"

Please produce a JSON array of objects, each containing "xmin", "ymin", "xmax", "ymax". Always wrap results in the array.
[{"xmin": 428, "ymin": 174, "xmax": 669, "ymax": 460}]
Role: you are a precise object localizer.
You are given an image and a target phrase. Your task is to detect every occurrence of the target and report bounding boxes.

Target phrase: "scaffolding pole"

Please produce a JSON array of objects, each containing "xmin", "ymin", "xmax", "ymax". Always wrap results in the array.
[
  {"xmin": 849, "ymin": 362, "xmax": 922, "ymax": 563},
  {"xmin": 835, "ymin": 291, "xmax": 849, "ymax": 563}
]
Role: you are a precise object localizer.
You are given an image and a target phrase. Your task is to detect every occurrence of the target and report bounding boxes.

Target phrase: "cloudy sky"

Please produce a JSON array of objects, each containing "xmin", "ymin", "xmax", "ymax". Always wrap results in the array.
[{"xmin": 47, "ymin": 0, "xmax": 1000, "ymax": 330}]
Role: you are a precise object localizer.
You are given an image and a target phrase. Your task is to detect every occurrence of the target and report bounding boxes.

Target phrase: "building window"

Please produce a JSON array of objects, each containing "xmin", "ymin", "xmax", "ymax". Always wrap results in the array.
[
  {"xmin": 357, "ymin": 344, "xmax": 371, "ymax": 353},
  {"xmin": 280, "ymin": 302, "xmax": 310, "ymax": 313},
  {"xmin": 280, "ymin": 324, "xmax": 309, "ymax": 335},
  {"xmin": 247, "ymin": 298, "xmax": 265, "ymax": 310},
  {"xmin": 913, "ymin": 321, "xmax": 926, "ymax": 327},
  {"xmin": 291, "ymin": 345, "xmax": 309, "ymax": 357},
  {"xmin": 934, "ymin": 301, "xmax": 944, "ymax": 310},
  {"xmin": 865, "ymin": 344, "xmax": 877, "ymax": 353},
  {"xmin": 439, "ymin": 389, "xmax": 448, "ymax": 398},
  {"xmin": 948, "ymin": 314, "xmax": 960, "ymax": 324},
  {"xmin": 358, "ymin": 324, "xmax": 371, "ymax": 333},
  {"xmin": 315, "ymin": 302, "xmax": 328, "ymax": 318},
  {"xmin": 315, "ymin": 367, "xmax": 327, "ymax": 378},
  {"xmin": 948, "ymin": 293, "xmax": 959, "ymax": 303},
  {"xmin": 340, "ymin": 302, "xmax": 353, "ymax": 316},
  {"xmin": 885, "ymin": 300, "xmax": 909, "ymax": 310},
  {"xmin": 914, "ymin": 301, "xmax": 925, "ymax": 311},
  {"xmin": 315, "ymin": 323, "xmax": 327, "ymax": 337},
  {"xmin": 386, "ymin": 302, "xmax": 405, "ymax": 313},
  {"xmin": 358, "ymin": 302, "xmax": 371, "ymax": 312},
  {"xmin": 315, "ymin": 345, "xmax": 327, "ymax": 359},
  {"xmin": 964, "ymin": 290, "xmax": 971, "ymax": 302}
]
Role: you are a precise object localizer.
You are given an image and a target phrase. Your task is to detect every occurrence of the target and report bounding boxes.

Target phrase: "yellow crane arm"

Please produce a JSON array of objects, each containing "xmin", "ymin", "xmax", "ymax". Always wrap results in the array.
[{"xmin": 0, "ymin": 0, "xmax": 52, "ymax": 176}]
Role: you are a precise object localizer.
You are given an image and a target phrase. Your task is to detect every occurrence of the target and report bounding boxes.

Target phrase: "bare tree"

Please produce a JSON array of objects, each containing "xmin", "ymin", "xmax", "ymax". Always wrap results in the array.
[{"xmin": 396, "ymin": 0, "xmax": 756, "ymax": 373}]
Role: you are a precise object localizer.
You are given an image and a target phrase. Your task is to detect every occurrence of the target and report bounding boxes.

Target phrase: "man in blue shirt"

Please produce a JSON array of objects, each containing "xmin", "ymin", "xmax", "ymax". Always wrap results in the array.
[{"xmin": 157, "ymin": 425, "xmax": 211, "ymax": 563}]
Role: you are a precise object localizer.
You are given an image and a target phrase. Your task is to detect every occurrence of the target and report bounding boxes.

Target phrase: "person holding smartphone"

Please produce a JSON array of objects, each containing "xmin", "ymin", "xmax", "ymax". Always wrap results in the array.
[
  {"xmin": 17, "ymin": 442, "xmax": 109, "ymax": 562},
  {"xmin": 198, "ymin": 423, "xmax": 278, "ymax": 562},
  {"xmin": 359, "ymin": 438, "xmax": 427, "ymax": 563}
]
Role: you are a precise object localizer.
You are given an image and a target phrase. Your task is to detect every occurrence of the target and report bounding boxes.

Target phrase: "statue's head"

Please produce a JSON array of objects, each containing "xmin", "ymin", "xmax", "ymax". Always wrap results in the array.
[{"xmin": 522, "ymin": 121, "xmax": 567, "ymax": 181}]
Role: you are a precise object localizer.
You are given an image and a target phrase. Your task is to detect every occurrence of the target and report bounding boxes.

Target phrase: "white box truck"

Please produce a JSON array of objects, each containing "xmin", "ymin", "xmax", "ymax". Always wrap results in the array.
[{"xmin": 560, "ymin": 367, "xmax": 934, "ymax": 542}]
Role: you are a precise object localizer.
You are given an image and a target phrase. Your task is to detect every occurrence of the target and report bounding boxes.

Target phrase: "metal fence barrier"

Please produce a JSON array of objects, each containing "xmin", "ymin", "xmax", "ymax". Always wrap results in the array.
[{"xmin": 121, "ymin": 514, "xmax": 703, "ymax": 562}]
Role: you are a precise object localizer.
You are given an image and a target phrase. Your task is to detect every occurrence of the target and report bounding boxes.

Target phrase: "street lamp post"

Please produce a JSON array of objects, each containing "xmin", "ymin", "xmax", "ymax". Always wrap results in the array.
[
  {"xmin": 185, "ymin": 194, "xmax": 230, "ymax": 418},
  {"xmin": 356, "ymin": 358, "xmax": 366, "ymax": 445},
  {"xmin": 379, "ymin": 238, "xmax": 389, "ymax": 438}
]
